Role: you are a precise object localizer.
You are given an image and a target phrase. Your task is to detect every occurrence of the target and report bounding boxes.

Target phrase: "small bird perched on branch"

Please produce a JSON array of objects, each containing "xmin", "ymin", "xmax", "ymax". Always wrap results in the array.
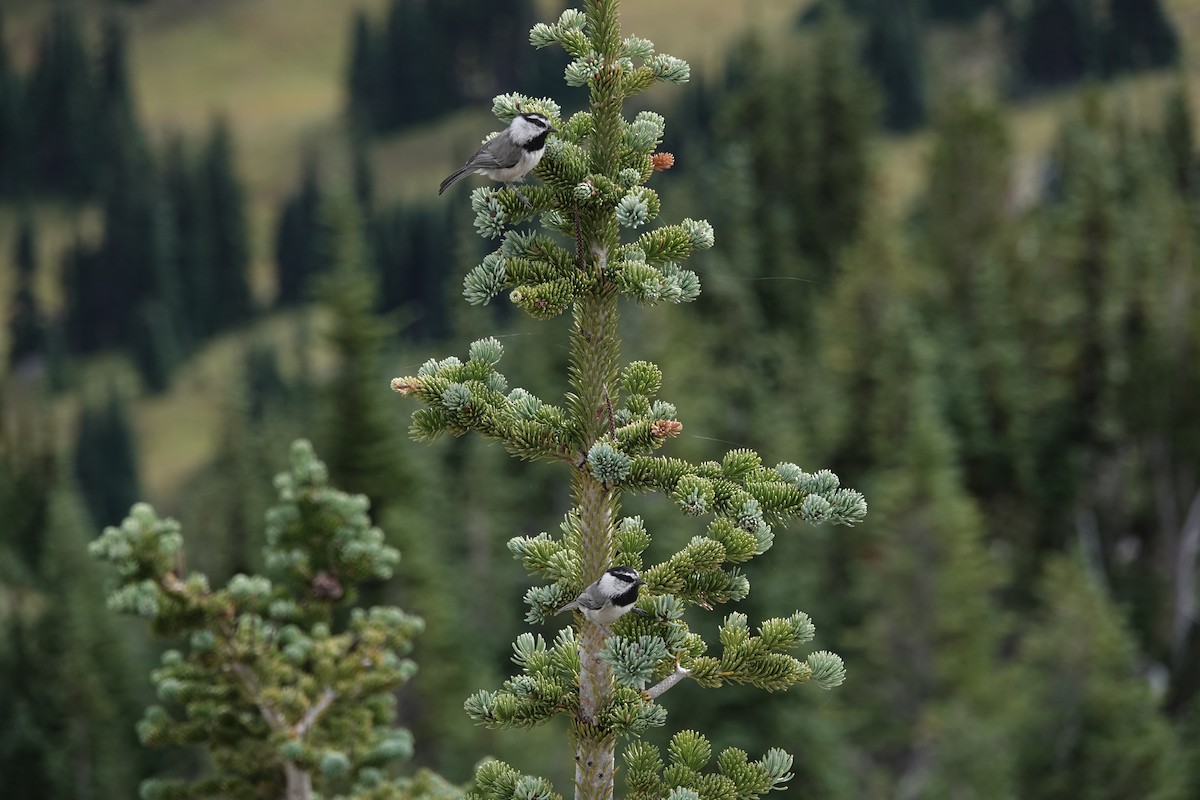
[
  {"xmin": 557, "ymin": 566, "xmax": 645, "ymax": 631},
  {"xmin": 439, "ymin": 112, "xmax": 556, "ymax": 207}
]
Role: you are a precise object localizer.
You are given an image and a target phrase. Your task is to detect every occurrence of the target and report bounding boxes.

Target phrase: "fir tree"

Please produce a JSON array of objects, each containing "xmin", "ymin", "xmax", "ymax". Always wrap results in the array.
[
  {"xmin": 925, "ymin": 0, "xmax": 999, "ymax": 22},
  {"xmin": 0, "ymin": 7, "xmax": 28, "ymax": 198},
  {"xmin": 1010, "ymin": 555, "xmax": 1189, "ymax": 799},
  {"xmin": 201, "ymin": 117, "xmax": 254, "ymax": 330},
  {"xmin": 130, "ymin": 300, "xmax": 184, "ymax": 393},
  {"xmin": 391, "ymin": 5, "xmax": 866, "ymax": 798},
  {"xmin": 174, "ymin": 342, "xmax": 305, "ymax": 582},
  {"xmin": 60, "ymin": 238, "xmax": 104, "ymax": 351},
  {"xmin": 316, "ymin": 198, "xmax": 410, "ymax": 515},
  {"xmin": 346, "ymin": 9, "xmax": 381, "ymax": 133},
  {"xmin": 1161, "ymin": 85, "xmax": 1195, "ymax": 198},
  {"xmin": 917, "ymin": 91, "xmax": 1038, "ymax": 507},
  {"xmin": 820, "ymin": 216, "xmax": 1016, "ymax": 795},
  {"xmin": 797, "ymin": 5, "xmax": 877, "ymax": 269},
  {"xmin": 699, "ymin": 10, "xmax": 876, "ymax": 326},
  {"xmin": 72, "ymin": 388, "xmax": 142, "ymax": 529},
  {"xmin": 0, "ymin": 412, "xmax": 148, "ymax": 800},
  {"xmin": 1104, "ymin": 0, "xmax": 1179, "ymax": 74},
  {"xmin": 90, "ymin": 441, "xmax": 454, "ymax": 800},
  {"xmin": 163, "ymin": 133, "xmax": 215, "ymax": 342},
  {"xmin": 381, "ymin": 0, "xmax": 457, "ymax": 128},
  {"xmin": 94, "ymin": 16, "xmax": 142, "ymax": 195},
  {"xmin": 351, "ymin": 130, "xmax": 376, "ymax": 214},
  {"xmin": 858, "ymin": 0, "xmax": 927, "ymax": 132},
  {"xmin": 8, "ymin": 215, "xmax": 46, "ymax": 370},
  {"xmin": 275, "ymin": 152, "xmax": 327, "ymax": 307},
  {"xmin": 371, "ymin": 201, "xmax": 455, "ymax": 339},
  {"xmin": 26, "ymin": 5, "xmax": 96, "ymax": 197},
  {"xmin": 1014, "ymin": 0, "xmax": 1102, "ymax": 88}
]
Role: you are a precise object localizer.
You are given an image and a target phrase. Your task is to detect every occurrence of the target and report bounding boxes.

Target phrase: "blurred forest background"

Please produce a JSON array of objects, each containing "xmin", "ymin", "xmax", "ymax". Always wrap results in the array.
[{"xmin": 2, "ymin": 0, "xmax": 1200, "ymax": 797}]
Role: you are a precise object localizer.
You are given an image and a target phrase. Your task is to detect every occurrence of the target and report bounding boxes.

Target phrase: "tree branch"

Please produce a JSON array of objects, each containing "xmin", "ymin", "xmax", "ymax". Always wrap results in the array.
[
  {"xmin": 294, "ymin": 687, "xmax": 338, "ymax": 738},
  {"xmin": 644, "ymin": 662, "xmax": 690, "ymax": 700}
]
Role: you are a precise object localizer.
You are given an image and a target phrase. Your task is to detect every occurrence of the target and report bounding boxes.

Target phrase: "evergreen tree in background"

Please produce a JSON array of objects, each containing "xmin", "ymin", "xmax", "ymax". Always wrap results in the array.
[
  {"xmin": 0, "ymin": 403, "xmax": 149, "ymax": 800},
  {"xmin": 917, "ymin": 91, "xmax": 1038, "ymax": 514},
  {"xmin": 92, "ymin": 122, "xmax": 182, "ymax": 383},
  {"xmin": 174, "ymin": 342, "xmax": 310, "ymax": 582},
  {"xmin": 344, "ymin": 0, "xmax": 564, "ymax": 134},
  {"xmin": 201, "ymin": 117, "xmax": 254, "ymax": 330},
  {"xmin": 701, "ymin": 6, "xmax": 876, "ymax": 321},
  {"xmin": 163, "ymin": 133, "xmax": 216, "ymax": 342},
  {"xmin": 346, "ymin": 9, "xmax": 382, "ymax": 133},
  {"xmin": 275, "ymin": 152, "xmax": 327, "ymax": 307},
  {"xmin": 20, "ymin": 9, "xmax": 259, "ymax": 376},
  {"xmin": 350, "ymin": 130, "xmax": 376, "ymax": 213},
  {"xmin": 1105, "ymin": 0, "xmax": 1179, "ymax": 74},
  {"xmin": 1161, "ymin": 86, "xmax": 1195, "ymax": 198},
  {"xmin": 26, "ymin": 4, "xmax": 95, "ymax": 198},
  {"xmin": 0, "ymin": 8, "xmax": 28, "ymax": 198},
  {"xmin": 1011, "ymin": 556, "xmax": 1188, "ymax": 799},
  {"xmin": 371, "ymin": 202, "xmax": 456, "ymax": 340},
  {"xmin": 821, "ymin": 216, "xmax": 1015, "ymax": 795},
  {"xmin": 354, "ymin": 0, "xmax": 459, "ymax": 131},
  {"xmin": 926, "ymin": 0, "xmax": 1001, "ymax": 23},
  {"xmin": 1013, "ymin": 0, "xmax": 1179, "ymax": 88},
  {"xmin": 316, "ymin": 200, "xmax": 498, "ymax": 773},
  {"xmin": 316, "ymin": 199, "xmax": 410, "ymax": 515},
  {"xmin": 794, "ymin": 5, "xmax": 877, "ymax": 271},
  {"xmin": 73, "ymin": 388, "xmax": 142, "ymax": 529},
  {"xmin": 858, "ymin": 0, "xmax": 927, "ymax": 131},
  {"xmin": 94, "ymin": 16, "xmax": 142, "ymax": 195},
  {"xmin": 1100, "ymin": 114, "xmax": 1200, "ymax": 705},
  {"xmin": 8, "ymin": 215, "xmax": 46, "ymax": 371},
  {"xmin": 1015, "ymin": 0, "xmax": 1102, "ymax": 87}
]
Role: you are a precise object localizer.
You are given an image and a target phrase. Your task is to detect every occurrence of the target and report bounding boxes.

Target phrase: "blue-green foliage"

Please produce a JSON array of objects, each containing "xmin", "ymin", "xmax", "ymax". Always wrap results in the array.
[{"xmin": 90, "ymin": 441, "xmax": 435, "ymax": 800}]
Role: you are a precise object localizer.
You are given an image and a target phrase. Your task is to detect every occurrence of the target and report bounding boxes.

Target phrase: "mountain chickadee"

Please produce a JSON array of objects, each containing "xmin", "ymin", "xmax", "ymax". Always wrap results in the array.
[
  {"xmin": 438, "ymin": 112, "xmax": 556, "ymax": 207},
  {"xmin": 557, "ymin": 566, "xmax": 645, "ymax": 629}
]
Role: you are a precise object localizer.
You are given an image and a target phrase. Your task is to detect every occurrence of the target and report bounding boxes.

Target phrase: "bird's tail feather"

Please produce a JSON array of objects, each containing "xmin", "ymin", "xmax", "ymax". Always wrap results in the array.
[{"xmin": 439, "ymin": 166, "xmax": 472, "ymax": 195}]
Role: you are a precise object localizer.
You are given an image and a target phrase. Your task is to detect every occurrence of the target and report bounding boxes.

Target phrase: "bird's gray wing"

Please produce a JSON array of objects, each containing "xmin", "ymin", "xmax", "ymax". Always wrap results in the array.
[
  {"xmin": 440, "ymin": 139, "xmax": 514, "ymax": 194},
  {"xmin": 465, "ymin": 137, "xmax": 521, "ymax": 170},
  {"xmin": 557, "ymin": 585, "xmax": 605, "ymax": 614},
  {"xmin": 573, "ymin": 585, "xmax": 607, "ymax": 610}
]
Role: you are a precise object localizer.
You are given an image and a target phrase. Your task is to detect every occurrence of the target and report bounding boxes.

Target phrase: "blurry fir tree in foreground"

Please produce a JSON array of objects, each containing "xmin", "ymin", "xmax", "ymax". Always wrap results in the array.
[{"xmin": 90, "ymin": 440, "xmax": 460, "ymax": 800}]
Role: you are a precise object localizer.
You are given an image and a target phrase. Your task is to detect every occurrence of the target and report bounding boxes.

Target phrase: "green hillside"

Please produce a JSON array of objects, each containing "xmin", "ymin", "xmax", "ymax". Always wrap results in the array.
[{"xmin": 1, "ymin": 1, "xmax": 817, "ymax": 504}]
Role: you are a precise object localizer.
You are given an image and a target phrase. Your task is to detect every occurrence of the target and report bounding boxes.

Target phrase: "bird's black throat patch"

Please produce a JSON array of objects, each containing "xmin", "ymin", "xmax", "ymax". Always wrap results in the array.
[
  {"xmin": 613, "ymin": 583, "xmax": 641, "ymax": 608},
  {"xmin": 522, "ymin": 131, "xmax": 552, "ymax": 152}
]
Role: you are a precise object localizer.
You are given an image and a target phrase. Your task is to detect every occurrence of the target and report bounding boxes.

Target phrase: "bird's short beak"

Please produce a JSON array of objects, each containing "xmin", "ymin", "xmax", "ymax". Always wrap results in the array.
[
  {"xmin": 635, "ymin": 578, "xmax": 646, "ymax": 585},
  {"xmin": 550, "ymin": 125, "xmax": 559, "ymax": 133}
]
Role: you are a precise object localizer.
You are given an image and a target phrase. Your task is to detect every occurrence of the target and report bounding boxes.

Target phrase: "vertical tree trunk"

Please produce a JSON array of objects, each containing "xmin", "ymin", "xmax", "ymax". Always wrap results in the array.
[
  {"xmin": 570, "ymin": 289, "xmax": 620, "ymax": 800},
  {"xmin": 571, "ymin": 4, "xmax": 625, "ymax": 798},
  {"xmin": 284, "ymin": 761, "xmax": 313, "ymax": 800}
]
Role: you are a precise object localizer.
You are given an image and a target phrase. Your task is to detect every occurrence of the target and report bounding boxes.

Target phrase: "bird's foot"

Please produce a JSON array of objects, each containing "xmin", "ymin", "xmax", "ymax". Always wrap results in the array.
[{"xmin": 509, "ymin": 185, "xmax": 533, "ymax": 209}]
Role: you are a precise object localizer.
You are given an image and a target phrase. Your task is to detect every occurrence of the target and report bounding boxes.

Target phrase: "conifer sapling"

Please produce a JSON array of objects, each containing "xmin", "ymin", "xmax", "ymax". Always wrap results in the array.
[
  {"xmin": 90, "ymin": 440, "xmax": 456, "ymax": 800},
  {"xmin": 392, "ymin": 4, "xmax": 867, "ymax": 800}
]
